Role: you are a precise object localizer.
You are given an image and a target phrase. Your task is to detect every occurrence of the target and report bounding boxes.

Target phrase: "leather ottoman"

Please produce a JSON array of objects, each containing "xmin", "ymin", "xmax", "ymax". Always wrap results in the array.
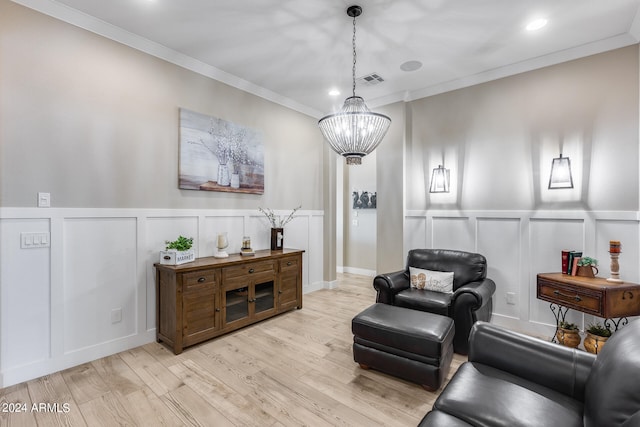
[{"xmin": 352, "ymin": 303, "xmax": 454, "ymax": 391}]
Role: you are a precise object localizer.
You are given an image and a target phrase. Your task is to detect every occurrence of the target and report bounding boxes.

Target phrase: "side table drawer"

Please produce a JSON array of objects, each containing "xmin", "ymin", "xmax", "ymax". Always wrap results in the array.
[{"xmin": 537, "ymin": 279, "xmax": 602, "ymax": 315}]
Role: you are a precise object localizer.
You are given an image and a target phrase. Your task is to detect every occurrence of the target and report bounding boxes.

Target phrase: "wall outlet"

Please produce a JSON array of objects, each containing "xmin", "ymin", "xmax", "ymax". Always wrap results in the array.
[
  {"xmin": 111, "ymin": 308, "xmax": 122, "ymax": 324},
  {"xmin": 506, "ymin": 292, "xmax": 516, "ymax": 305}
]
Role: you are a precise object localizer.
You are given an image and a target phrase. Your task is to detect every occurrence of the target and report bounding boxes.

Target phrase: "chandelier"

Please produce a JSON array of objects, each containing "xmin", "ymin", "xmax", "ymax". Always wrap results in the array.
[{"xmin": 318, "ymin": 5, "xmax": 391, "ymax": 165}]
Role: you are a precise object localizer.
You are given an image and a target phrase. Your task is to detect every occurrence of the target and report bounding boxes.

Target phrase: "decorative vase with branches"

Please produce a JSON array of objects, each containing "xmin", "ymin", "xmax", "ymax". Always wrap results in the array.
[{"xmin": 258, "ymin": 206, "xmax": 302, "ymax": 250}]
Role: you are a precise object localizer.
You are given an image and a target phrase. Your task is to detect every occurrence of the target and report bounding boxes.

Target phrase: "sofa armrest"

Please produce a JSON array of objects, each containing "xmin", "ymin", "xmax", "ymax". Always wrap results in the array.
[
  {"xmin": 451, "ymin": 278, "xmax": 496, "ymax": 354},
  {"xmin": 469, "ymin": 322, "xmax": 596, "ymax": 401},
  {"xmin": 373, "ymin": 270, "xmax": 409, "ymax": 304},
  {"xmin": 452, "ymin": 278, "xmax": 496, "ymax": 309}
]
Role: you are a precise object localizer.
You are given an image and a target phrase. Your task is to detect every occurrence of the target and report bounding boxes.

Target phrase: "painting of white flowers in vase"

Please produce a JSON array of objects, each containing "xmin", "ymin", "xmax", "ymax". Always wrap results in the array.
[{"xmin": 179, "ymin": 108, "xmax": 264, "ymax": 194}]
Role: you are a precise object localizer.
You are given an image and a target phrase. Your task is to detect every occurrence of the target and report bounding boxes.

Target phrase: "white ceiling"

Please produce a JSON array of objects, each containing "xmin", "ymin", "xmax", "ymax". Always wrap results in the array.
[{"xmin": 13, "ymin": 0, "xmax": 640, "ymax": 118}]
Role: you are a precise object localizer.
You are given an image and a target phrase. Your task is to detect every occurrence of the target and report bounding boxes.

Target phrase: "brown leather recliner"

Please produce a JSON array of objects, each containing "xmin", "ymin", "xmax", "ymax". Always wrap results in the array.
[{"xmin": 373, "ymin": 249, "xmax": 496, "ymax": 354}]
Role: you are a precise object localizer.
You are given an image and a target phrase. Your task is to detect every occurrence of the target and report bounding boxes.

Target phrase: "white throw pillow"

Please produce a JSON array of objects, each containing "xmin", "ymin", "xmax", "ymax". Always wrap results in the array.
[{"xmin": 409, "ymin": 267, "xmax": 454, "ymax": 294}]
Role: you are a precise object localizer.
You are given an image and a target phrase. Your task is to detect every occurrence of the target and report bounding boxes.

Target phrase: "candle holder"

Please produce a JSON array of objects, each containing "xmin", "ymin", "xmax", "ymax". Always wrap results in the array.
[
  {"xmin": 607, "ymin": 240, "xmax": 623, "ymax": 283},
  {"xmin": 214, "ymin": 232, "xmax": 229, "ymax": 258},
  {"xmin": 240, "ymin": 235, "xmax": 255, "ymax": 256}
]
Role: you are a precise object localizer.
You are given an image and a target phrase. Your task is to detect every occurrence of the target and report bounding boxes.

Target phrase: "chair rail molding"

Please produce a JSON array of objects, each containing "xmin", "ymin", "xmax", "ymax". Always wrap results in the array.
[
  {"xmin": 405, "ymin": 209, "xmax": 640, "ymax": 337},
  {"xmin": 0, "ymin": 206, "xmax": 324, "ymax": 387}
]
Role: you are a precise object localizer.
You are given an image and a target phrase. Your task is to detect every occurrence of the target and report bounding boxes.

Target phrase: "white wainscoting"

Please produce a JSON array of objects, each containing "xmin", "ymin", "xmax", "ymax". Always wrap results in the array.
[
  {"xmin": 405, "ymin": 210, "xmax": 640, "ymax": 337},
  {"xmin": 0, "ymin": 207, "xmax": 324, "ymax": 387}
]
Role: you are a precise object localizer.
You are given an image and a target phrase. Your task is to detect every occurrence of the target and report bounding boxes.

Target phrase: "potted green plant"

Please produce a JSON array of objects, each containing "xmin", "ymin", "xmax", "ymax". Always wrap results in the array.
[
  {"xmin": 556, "ymin": 321, "xmax": 581, "ymax": 348},
  {"xmin": 576, "ymin": 257, "xmax": 598, "ymax": 278},
  {"xmin": 160, "ymin": 235, "xmax": 195, "ymax": 265},
  {"xmin": 584, "ymin": 322, "xmax": 611, "ymax": 354}
]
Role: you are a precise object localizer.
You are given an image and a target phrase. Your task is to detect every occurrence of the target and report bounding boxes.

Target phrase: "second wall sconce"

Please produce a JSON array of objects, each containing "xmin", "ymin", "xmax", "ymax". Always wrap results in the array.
[
  {"xmin": 429, "ymin": 165, "xmax": 450, "ymax": 193},
  {"xmin": 548, "ymin": 154, "xmax": 574, "ymax": 189}
]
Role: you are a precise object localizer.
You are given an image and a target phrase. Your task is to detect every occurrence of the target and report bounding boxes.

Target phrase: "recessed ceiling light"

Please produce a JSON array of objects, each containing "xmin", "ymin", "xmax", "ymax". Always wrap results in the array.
[
  {"xmin": 526, "ymin": 18, "xmax": 548, "ymax": 31},
  {"xmin": 328, "ymin": 88, "xmax": 340, "ymax": 97},
  {"xmin": 400, "ymin": 60, "xmax": 423, "ymax": 72}
]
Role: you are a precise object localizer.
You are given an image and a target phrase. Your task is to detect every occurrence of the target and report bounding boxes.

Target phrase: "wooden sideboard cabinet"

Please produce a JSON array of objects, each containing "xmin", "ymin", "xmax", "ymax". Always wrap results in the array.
[{"xmin": 155, "ymin": 248, "xmax": 304, "ymax": 354}]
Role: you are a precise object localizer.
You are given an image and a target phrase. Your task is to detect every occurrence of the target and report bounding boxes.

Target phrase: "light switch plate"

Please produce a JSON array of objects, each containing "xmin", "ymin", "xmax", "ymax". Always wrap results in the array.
[
  {"xmin": 38, "ymin": 192, "xmax": 50, "ymax": 208},
  {"xmin": 21, "ymin": 232, "xmax": 51, "ymax": 248}
]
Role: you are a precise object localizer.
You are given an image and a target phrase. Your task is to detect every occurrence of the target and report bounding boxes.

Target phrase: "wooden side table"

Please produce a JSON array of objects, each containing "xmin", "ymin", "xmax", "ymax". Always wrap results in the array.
[{"xmin": 537, "ymin": 273, "xmax": 640, "ymax": 341}]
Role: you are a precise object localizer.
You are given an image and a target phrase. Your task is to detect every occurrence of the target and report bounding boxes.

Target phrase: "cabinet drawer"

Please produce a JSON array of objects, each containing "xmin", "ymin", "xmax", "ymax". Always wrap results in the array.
[
  {"xmin": 279, "ymin": 256, "xmax": 299, "ymax": 272},
  {"xmin": 537, "ymin": 280, "xmax": 602, "ymax": 315},
  {"xmin": 182, "ymin": 269, "xmax": 217, "ymax": 292},
  {"xmin": 223, "ymin": 261, "xmax": 275, "ymax": 280},
  {"xmin": 224, "ymin": 272, "xmax": 275, "ymax": 290}
]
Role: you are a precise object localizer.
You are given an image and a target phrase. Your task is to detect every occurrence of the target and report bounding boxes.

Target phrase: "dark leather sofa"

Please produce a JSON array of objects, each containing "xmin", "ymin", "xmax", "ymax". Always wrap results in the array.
[
  {"xmin": 373, "ymin": 249, "xmax": 495, "ymax": 354},
  {"xmin": 420, "ymin": 320, "xmax": 640, "ymax": 427}
]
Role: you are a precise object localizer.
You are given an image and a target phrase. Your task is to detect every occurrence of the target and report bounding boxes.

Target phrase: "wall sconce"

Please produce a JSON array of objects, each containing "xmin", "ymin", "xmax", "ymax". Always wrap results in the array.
[
  {"xmin": 429, "ymin": 165, "xmax": 450, "ymax": 193},
  {"xmin": 548, "ymin": 154, "xmax": 574, "ymax": 189}
]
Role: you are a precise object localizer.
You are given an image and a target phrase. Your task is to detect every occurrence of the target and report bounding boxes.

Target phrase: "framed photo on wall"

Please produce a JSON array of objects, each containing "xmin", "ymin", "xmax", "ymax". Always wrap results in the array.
[
  {"xmin": 178, "ymin": 108, "xmax": 264, "ymax": 194},
  {"xmin": 353, "ymin": 190, "xmax": 376, "ymax": 209}
]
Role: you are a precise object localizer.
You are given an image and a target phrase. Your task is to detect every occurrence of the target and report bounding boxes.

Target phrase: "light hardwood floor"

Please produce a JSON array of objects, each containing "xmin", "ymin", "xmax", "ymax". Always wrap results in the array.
[{"xmin": 0, "ymin": 274, "xmax": 466, "ymax": 426}]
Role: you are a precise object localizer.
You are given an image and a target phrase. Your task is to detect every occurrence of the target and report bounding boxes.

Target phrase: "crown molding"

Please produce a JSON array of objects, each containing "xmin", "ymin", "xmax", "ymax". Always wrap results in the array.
[
  {"xmin": 10, "ymin": 0, "xmax": 324, "ymax": 118},
  {"xmin": 11, "ymin": 0, "xmax": 639, "ymax": 118},
  {"xmin": 630, "ymin": 5, "xmax": 640, "ymax": 42},
  {"xmin": 368, "ymin": 33, "xmax": 639, "ymax": 108}
]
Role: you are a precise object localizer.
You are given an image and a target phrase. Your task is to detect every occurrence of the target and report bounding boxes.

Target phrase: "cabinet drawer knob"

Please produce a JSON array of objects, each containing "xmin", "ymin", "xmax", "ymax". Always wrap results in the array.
[
  {"xmin": 197, "ymin": 277, "xmax": 206, "ymax": 283},
  {"xmin": 279, "ymin": 290, "xmax": 283, "ymax": 294},
  {"xmin": 215, "ymin": 308, "xmax": 220, "ymax": 312},
  {"xmin": 287, "ymin": 261, "xmax": 292, "ymax": 266},
  {"xmin": 248, "ymin": 268, "xmax": 255, "ymax": 273},
  {"xmin": 553, "ymin": 289, "xmax": 582, "ymax": 302}
]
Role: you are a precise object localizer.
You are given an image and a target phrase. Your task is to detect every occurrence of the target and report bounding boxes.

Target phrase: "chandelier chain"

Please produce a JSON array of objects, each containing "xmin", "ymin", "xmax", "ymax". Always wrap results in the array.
[{"xmin": 352, "ymin": 13, "xmax": 357, "ymax": 97}]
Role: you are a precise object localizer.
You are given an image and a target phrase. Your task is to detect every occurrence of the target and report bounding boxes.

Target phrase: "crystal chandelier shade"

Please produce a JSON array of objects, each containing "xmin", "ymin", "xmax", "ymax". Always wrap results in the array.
[
  {"xmin": 318, "ymin": 5, "xmax": 391, "ymax": 165},
  {"xmin": 318, "ymin": 96, "xmax": 390, "ymax": 165}
]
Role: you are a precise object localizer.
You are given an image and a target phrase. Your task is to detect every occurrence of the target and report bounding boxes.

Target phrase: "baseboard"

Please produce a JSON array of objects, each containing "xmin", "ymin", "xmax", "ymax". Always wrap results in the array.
[
  {"xmin": 1, "ymin": 330, "xmax": 156, "ymax": 388},
  {"xmin": 304, "ymin": 281, "xmax": 327, "ymax": 294},
  {"xmin": 340, "ymin": 266, "xmax": 377, "ymax": 277},
  {"xmin": 491, "ymin": 314, "xmax": 556, "ymax": 339}
]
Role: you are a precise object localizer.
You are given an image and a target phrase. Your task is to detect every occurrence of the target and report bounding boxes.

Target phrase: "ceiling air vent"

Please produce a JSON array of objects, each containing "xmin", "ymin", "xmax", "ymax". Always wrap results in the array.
[{"xmin": 356, "ymin": 73, "xmax": 385, "ymax": 86}]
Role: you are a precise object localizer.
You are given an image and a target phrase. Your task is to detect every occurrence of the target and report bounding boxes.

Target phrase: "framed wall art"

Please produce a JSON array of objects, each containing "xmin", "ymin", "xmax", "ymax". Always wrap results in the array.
[
  {"xmin": 179, "ymin": 108, "xmax": 264, "ymax": 194},
  {"xmin": 352, "ymin": 190, "xmax": 376, "ymax": 209}
]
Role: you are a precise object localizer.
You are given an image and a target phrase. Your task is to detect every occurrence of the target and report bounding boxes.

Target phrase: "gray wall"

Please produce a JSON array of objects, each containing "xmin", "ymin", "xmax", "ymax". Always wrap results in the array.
[
  {"xmin": 343, "ymin": 152, "xmax": 377, "ymax": 272},
  {"xmin": 406, "ymin": 46, "xmax": 639, "ymax": 212},
  {"xmin": 376, "ymin": 102, "xmax": 406, "ymax": 273},
  {"xmin": 0, "ymin": 0, "xmax": 324, "ymax": 211}
]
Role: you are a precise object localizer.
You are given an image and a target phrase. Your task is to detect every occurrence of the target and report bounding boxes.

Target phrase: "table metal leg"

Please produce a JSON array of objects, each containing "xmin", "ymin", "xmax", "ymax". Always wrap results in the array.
[
  {"xmin": 604, "ymin": 317, "xmax": 628, "ymax": 332},
  {"xmin": 550, "ymin": 303, "xmax": 569, "ymax": 343}
]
